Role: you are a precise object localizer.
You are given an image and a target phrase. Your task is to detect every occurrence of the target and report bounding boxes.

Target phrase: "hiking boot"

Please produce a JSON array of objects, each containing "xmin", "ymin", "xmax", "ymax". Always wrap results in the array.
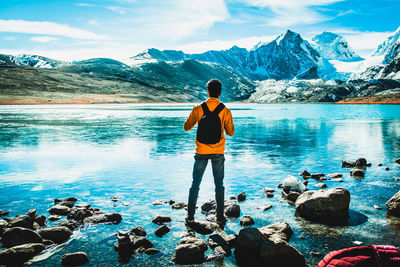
[
  {"xmin": 216, "ymin": 216, "xmax": 227, "ymax": 225},
  {"xmin": 185, "ymin": 216, "xmax": 195, "ymax": 223}
]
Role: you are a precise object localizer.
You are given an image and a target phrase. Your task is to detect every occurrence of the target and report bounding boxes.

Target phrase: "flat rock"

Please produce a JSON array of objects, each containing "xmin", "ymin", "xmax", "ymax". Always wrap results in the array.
[
  {"xmin": 333, "ymin": 178, "xmax": 344, "ymax": 182},
  {"xmin": 48, "ymin": 215, "xmax": 62, "ymax": 221},
  {"xmin": 327, "ymin": 173, "xmax": 342, "ymax": 178},
  {"xmin": 201, "ymin": 200, "xmax": 216, "ymax": 212},
  {"xmin": 0, "ymin": 243, "xmax": 45, "ymax": 266},
  {"xmin": 342, "ymin": 161, "xmax": 356, "ymax": 168},
  {"xmin": 172, "ymin": 202, "xmax": 187, "ymax": 209},
  {"xmin": 0, "ymin": 210, "xmax": 9, "ymax": 216},
  {"xmin": 186, "ymin": 220, "xmax": 219, "ymax": 235},
  {"xmin": 55, "ymin": 197, "xmax": 78, "ymax": 204},
  {"xmin": 75, "ymin": 203, "xmax": 90, "ymax": 209},
  {"xmin": 295, "ymin": 188, "xmax": 350, "ymax": 223},
  {"xmin": 299, "ymin": 170, "xmax": 311, "ymax": 177},
  {"xmin": 145, "ymin": 248, "xmax": 160, "ymax": 255},
  {"xmin": 173, "ymin": 236, "xmax": 208, "ymax": 264},
  {"xmin": 35, "ymin": 215, "xmax": 46, "ymax": 227},
  {"xmin": 61, "ymin": 252, "xmax": 88, "ymax": 266},
  {"xmin": 39, "ymin": 226, "xmax": 72, "ymax": 244},
  {"xmin": 152, "ymin": 215, "xmax": 171, "ymax": 225},
  {"xmin": 155, "ymin": 225, "xmax": 170, "ymax": 237},
  {"xmin": 67, "ymin": 208, "xmax": 94, "ymax": 221},
  {"xmin": 208, "ymin": 233, "xmax": 232, "ymax": 256},
  {"xmin": 58, "ymin": 220, "xmax": 82, "ymax": 231},
  {"xmin": 264, "ymin": 187, "xmax": 275, "ymax": 193},
  {"xmin": 83, "ymin": 213, "xmax": 122, "ymax": 224},
  {"xmin": 310, "ymin": 173, "xmax": 324, "ymax": 180},
  {"xmin": 387, "ymin": 190, "xmax": 400, "ymax": 217},
  {"xmin": 49, "ymin": 205, "xmax": 71, "ymax": 216},
  {"xmin": 315, "ymin": 183, "xmax": 327, "ymax": 189},
  {"xmin": 2, "ymin": 227, "xmax": 43, "ymax": 248},
  {"xmin": 130, "ymin": 226, "xmax": 146, "ymax": 236},
  {"xmin": 240, "ymin": 215, "xmax": 255, "ymax": 227},
  {"xmin": 7, "ymin": 215, "xmax": 33, "ymax": 229},
  {"xmin": 152, "ymin": 200, "xmax": 163, "ymax": 206}
]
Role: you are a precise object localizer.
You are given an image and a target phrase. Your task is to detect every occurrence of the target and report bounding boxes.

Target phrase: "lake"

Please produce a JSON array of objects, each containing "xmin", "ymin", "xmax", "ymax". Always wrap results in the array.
[{"xmin": 0, "ymin": 103, "xmax": 400, "ymax": 266}]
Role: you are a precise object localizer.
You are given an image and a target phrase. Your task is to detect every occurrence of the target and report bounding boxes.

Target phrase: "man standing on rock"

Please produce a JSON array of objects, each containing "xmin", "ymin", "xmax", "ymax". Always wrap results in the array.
[{"xmin": 184, "ymin": 79, "xmax": 234, "ymax": 225}]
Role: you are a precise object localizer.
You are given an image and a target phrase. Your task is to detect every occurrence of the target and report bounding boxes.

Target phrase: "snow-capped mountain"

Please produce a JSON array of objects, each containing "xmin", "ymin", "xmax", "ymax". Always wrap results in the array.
[
  {"xmin": 0, "ymin": 54, "xmax": 68, "ymax": 68},
  {"xmin": 312, "ymin": 31, "xmax": 362, "ymax": 61},
  {"xmin": 245, "ymin": 30, "xmax": 321, "ymax": 80},
  {"xmin": 372, "ymin": 26, "xmax": 400, "ymax": 63}
]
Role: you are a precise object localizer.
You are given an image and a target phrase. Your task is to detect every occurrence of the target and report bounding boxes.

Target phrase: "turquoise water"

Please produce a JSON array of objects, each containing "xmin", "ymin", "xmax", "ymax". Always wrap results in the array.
[{"xmin": 0, "ymin": 103, "xmax": 400, "ymax": 266}]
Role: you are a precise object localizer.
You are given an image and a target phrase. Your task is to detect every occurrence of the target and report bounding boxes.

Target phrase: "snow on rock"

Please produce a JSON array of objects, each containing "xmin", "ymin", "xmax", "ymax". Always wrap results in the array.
[{"xmin": 312, "ymin": 32, "xmax": 362, "ymax": 61}]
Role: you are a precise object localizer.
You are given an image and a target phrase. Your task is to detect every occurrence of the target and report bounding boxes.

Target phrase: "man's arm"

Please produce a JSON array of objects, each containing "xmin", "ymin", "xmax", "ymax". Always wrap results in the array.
[
  {"xmin": 184, "ymin": 106, "xmax": 198, "ymax": 131},
  {"xmin": 224, "ymin": 109, "xmax": 234, "ymax": 136}
]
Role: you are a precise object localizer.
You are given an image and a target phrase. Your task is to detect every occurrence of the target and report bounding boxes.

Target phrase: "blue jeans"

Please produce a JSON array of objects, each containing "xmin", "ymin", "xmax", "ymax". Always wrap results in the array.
[{"xmin": 187, "ymin": 154, "xmax": 225, "ymax": 220}]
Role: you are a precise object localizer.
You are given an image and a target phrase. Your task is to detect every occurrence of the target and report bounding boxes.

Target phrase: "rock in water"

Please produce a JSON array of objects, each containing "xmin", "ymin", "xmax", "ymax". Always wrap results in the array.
[
  {"xmin": 395, "ymin": 158, "xmax": 400, "ymax": 164},
  {"xmin": 155, "ymin": 225, "xmax": 170, "ymax": 237},
  {"xmin": 173, "ymin": 236, "xmax": 208, "ymax": 264},
  {"xmin": 35, "ymin": 215, "xmax": 46, "ymax": 227},
  {"xmin": 315, "ymin": 183, "xmax": 327, "ymax": 189},
  {"xmin": 185, "ymin": 220, "xmax": 219, "ymax": 235},
  {"xmin": 387, "ymin": 190, "xmax": 400, "ymax": 217},
  {"xmin": 49, "ymin": 205, "xmax": 71, "ymax": 216},
  {"xmin": 130, "ymin": 226, "xmax": 146, "ymax": 236},
  {"xmin": 299, "ymin": 170, "xmax": 310, "ymax": 178},
  {"xmin": 237, "ymin": 192, "xmax": 246, "ymax": 201},
  {"xmin": 172, "ymin": 202, "xmax": 187, "ymax": 209},
  {"xmin": 342, "ymin": 161, "xmax": 356, "ymax": 168},
  {"xmin": 7, "ymin": 215, "xmax": 33, "ymax": 229},
  {"xmin": 201, "ymin": 200, "xmax": 216, "ymax": 212},
  {"xmin": 208, "ymin": 233, "xmax": 232, "ymax": 256},
  {"xmin": 327, "ymin": 173, "xmax": 342, "ymax": 178},
  {"xmin": 224, "ymin": 201, "xmax": 241, "ymax": 218},
  {"xmin": 39, "ymin": 226, "xmax": 72, "ymax": 244},
  {"xmin": 234, "ymin": 222, "xmax": 304, "ymax": 266},
  {"xmin": 295, "ymin": 188, "xmax": 350, "ymax": 223},
  {"xmin": 61, "ymin": 252, "xmax": 88, "ymax": 266},
  {"xmin": 0, "ymin": 243, "xmax": 45, "ymax": 266},
  {"xmin": 152, "ymin": 215, "xmax": 171, "ymax": 225},
  {"xmin": 355, "ymin": 158, "xmax": 367, "ymax": 167},
  {"xmin": 145, "ymin": 248, "xmax": 160, "ymax": 255},
  {"xmin": 350, "ymin": 168, "xmax": 365, "ymax": 177},
  {"xmin": 240, "ymin": 215, "xmax": 255, "ymax": 227},
  {"xmin": 83, "ymin": 213, "xmax": 122, "ymax": 224},
  {"xmin": 2, "ymin": 227, "xmax": 43, "ymax": 248}
]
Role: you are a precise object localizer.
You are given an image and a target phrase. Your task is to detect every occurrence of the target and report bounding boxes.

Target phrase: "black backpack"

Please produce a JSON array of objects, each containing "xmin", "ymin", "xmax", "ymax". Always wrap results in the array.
[{"xmin": 196, "ymin": 102, "xmax": 225, "ymax": 144}]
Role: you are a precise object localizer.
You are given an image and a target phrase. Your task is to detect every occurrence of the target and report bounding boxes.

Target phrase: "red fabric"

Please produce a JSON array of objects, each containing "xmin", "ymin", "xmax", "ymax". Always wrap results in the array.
[{"xmin": 317, "ymin": 245, "xmax": 400, "ymax": 267}]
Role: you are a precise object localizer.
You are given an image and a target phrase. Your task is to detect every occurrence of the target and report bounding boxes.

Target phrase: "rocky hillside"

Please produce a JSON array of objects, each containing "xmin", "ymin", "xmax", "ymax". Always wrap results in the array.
[{"xmin": 312, "ymin": 32, "xmax": 362, "ymax": 61}]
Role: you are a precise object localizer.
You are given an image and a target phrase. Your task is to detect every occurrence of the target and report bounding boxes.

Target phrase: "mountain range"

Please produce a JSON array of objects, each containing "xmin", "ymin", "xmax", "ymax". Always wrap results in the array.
[{"xmin": 0, "ymin": 27, "xmax": 399, "ymax": 103}]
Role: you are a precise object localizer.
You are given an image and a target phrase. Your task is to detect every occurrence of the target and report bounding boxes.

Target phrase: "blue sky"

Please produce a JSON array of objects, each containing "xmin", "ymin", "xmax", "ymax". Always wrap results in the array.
[{"xmin": 0, "ymin": 0, "xmax": 399, "ymax": 61}]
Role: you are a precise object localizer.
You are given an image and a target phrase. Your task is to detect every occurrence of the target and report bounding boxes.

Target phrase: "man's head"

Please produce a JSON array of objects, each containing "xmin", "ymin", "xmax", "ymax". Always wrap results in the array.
[{"xmin": 206, "ymin": 79, "xmax": 222, "ymax": 98}]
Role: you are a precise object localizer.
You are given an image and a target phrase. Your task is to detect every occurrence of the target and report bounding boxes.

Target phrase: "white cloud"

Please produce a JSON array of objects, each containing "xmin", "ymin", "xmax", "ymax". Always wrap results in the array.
[
  {"xmin": 4, "ymin": 36, "xmax": 17, "ymax": 41},
  {"xmin": 88, "ymin": 20, "xmax": 100, "ymax": 26},
  {"xmin": 341, "ymin": 31, "xmax": 392, "ymax": 57},
  {"xmin": 106, "ymin": 6, "xmax": 127, "ymax": 14},
  {"xmin": 0, "ymin": 19, "xmax": 107, "ymax": 40},
  {"xmin": 76, "ymin": 3, "xmax": 96, "ymax": 7},
  {"xmin": 237, "ymin": 0, "xmax": 345, "ymax": 26},
  {"xmin": 30, "ymin": 36, "xmax": 59, "ymax": 43}
]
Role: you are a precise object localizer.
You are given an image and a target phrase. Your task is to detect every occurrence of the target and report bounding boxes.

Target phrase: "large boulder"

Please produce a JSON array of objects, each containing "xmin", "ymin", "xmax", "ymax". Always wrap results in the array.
[
  {"xmin": 295, "ymin": 188, "xmax": 350, "ymax": 223},
  {"xmin": 151, "ymin": 215, "xmax": 171, "ymax": 225},
  {"xmin": 173, "ymin": 236, "xmax": 208, "ymax": 264},
  {"xmin": 83, "ymin": 213, "xmax": 122, "ymax": 224},
  {"xmin": 234, "ymin": 222, "xmax": 304, "ymax": 267},
  {"xmin": 0, "ymin": 243, "xmax": 45, "ymax": 266},
  {"xmin": 39, "ymin": 226, "xmax": 72, "ymax": 244},
  {"xmin": 67, "ymin": 208, "xmax": 93, "ymax": 221},
  {"xmin": 61, "ymin": 252, "xmax": 88, "ymax": 266},
  {"xmin": 7, "ymin": 215, "xmax": 33, "ymax": 229},
  {"xmin": 224, "ymin": 201, "xmax": 241, "ymax": 218},
  {"xmin": 49, "ymin": 205, "xmax": 71, "ymax": 216},
  {"xmin": 2, "ymin": 227, "xmax": 43, "ymax": 248},
  {"xmin": 185, "ymin": 220, "xmax": 219, "ymax": 235},
  {"xmin": 208, "ymin": 233, "xmax": 233, "ymax": 256},
  {"xmin": 387, "ymin": 190, "xmax": 400, "ymax": 217}
]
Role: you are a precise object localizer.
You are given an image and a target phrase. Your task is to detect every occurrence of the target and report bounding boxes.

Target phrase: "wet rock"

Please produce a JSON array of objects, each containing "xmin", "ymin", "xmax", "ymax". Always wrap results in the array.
[
  {"xmin": 152, "ymin": 215, "xmax": 171, "ymax": 225},
  {"xmin": 327, "ymin": 173, "xmax": 342, "ymax": 178},
  {"xmin": 168, "ymin": 200, "xmax": 175, "ymax": 205},
  {"xmin": 302, "ymin": 180, "xmax": 308, "ymax": 186},
  {"xmin": 265, "ymin": 192, "xmax": 274, "ymax": 198},
  {"xmin": 342, "ymin": 161, "xmax": 356, "ymax": 168},
  {"xmin": 35, "ymin": 215, "xmax": 46, "ymax": 227},
  {"xmin": 208, "ymin": 233, "xmax": 232, "ymax": 256},
  {"xmin": 0, "ymin": 243, "xmax": 45, "ymax": 266},
  {"xmin": 111, "ymin": 196, "xmax": 122, "ymax": 202},
  {"xmin": 186, "ymin": 220, "xmax": 219, "ymax": 235},
  {"xmin": 350, "ymin": 168, "xmax": 365, "ymax": 177},
  {"xmin": 172, "ymin": 202, "xmax": 187, "ymax": 209},
  {"xmin": 277, "ymin": 183, "xmax": 283, "ymax": 188},
  {"xmin": 152, "ymin": 200, "xmax": 163, "ymax": 206},
  {"xmin": 0, "ymin": 210, "xmax": 9, "ymax": 216},
  {"xmin": 61, "ymin": 252, "xmax": 88, "ymax": 266},
  {"xmin": 263, "ymin": 205, "xmax": 273, "ymax": 211},
  {"xmin": 67, "ymin": 208, "xmax": 93, "ymax": 221},
  {"xmin": 366, "ymin": 163, "xmax": 372, "ymax": 167},
  {"xmin": 395, "ymin": 158, "xmax": 400, "ymax": 164},
  {"xmin": 295, "ymin": 188, "xmax": 350, "ymax": 223},
  {"xmin": 43, "ymin": 239, "xmax": 55, "ymax": 246},
  {"xmin": 39, "ymin": 226, "xmax": 72, "ymax": 244},
  {"xmin": 173, "ymin": 236, "xmax": 208, "ymax": 264},
  {"xmin": 374, "ymin": 205, "xmax": 383, "ymax": 210},
  {"xmin": 55, "ymin": 197, "xmax": 78, "ymax": 208},
  {"xmin": 315, "ymin": 183, "xmax": 327, "ymax": 189},
  {"xmin": 387, "ymin": 190, "xmax": 400, "ymax": 217},
  {"xmin": 2, "ymin": 227, "xmax": 43, "ymax": 248},
  {"xmin": 310, "ymin": 251, "xmax": 322, "ymax": 257},
  {"xmin": 75, "ymin": 203, "xmax": 90, "ymax": 209},
  {"xmin": 234, "ymin": 222, "xmax": 304, "ymax": 266},
  {"xmin": 385, "ymin": 167, "xmax": 390, "ymax": 171},
  {"xmin": 155, "ymin": 225, "xmax": 170, "ymax": 237},
  {"xmin": 333, "ymin": 178, "xmax": 344, "ymax": 182},
  {"xmin": 240, "ymin": 215, "xmax": 255, "ymax": 227},
  {"xmin": 145, "ymin": 248, "xmax": 160, "ymax": 255},
  {"xmin": 264, "ymin": 187, "xmax": 275, "ymax": 193},
  {"xmin": 224, "ymin": 201, "xmax": 241, "ymax": 218},
  {"xmin": 0, "ymin": 219, "xmax": 8, "ymax": 234},
  {"xmin": 287, "ymin": 192, "xmax": 301, "ymax": 202},
  {"xmin": 229, "ymin": 196, "xmax": 237, "ymax": 200},
  {"xmin": 299, "ymin": 170, "xmax": 310, "ymax": 178},
  {"xmin": 133, "ymin": 236, "xmax": 153, "ymax": 250},
  {"xmin": 237, "ymin": 192, "xmax": 246, "ymax": 202},
  {"xmin": 27, "ymin": 209, "xmax": 37, "ymax": 221},
  {"xmin": 130, "ymin": 226, "xmax": 146, "ymax": 236},
  {"xmin": 49, "ymin": 205, "xmax": 71, "ymax": 216},
  {"xmin": 378, "ymin": 163, "xmax": 383, "ymax": 166},
  {"xmin": 49, "ymin": 215, "xmax": 62, "ymax": 221},
  {"xmin": 355, "ymin": 158, "xmax": 367, "ymax": 167},
  {"xmin": 310, "ymin": 173, "xmax": 324, "ymax": 180},
  {"xmin": 201, "ymin": 200, "xmax": 216, "ymax": 212},
  {"xmin": 83, "ymin": 213, "xmax": 122, "ymax": 224},
  {"xmin": 58, "ymin": 220, "xmax": 82, "ymax": 231},
  {"xmin": 8, "ymin": 215, "xmax": 33, "ymax": 229}
]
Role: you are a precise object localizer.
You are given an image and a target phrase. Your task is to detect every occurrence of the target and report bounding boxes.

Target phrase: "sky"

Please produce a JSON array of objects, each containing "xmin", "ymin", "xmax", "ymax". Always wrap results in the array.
[{"xmin": 0, "ymin": 0, "xmax": 399, "ymax": 61}]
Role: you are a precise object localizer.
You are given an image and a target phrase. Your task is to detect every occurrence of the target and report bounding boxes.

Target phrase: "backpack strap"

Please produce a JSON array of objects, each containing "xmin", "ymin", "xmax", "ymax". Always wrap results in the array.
[
  {"xmin": 200, "ymin": 102, "xmax": 210, "ymax": 115},
  {"xmin": 212, "ymin": 103, "xmax": 225, "ymax": 115}
]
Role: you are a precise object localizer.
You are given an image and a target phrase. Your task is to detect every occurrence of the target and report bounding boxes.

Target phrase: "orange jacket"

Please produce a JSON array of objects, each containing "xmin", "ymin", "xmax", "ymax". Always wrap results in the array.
[{"xmin": 184, "ymin": 97, "xmax": 234, "ymax": 154}]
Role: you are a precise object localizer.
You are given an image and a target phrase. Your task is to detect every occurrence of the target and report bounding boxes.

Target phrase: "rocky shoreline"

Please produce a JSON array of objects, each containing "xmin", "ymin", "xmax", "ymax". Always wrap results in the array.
[{"xmin": 0, "ymin": 158, "xmax": 400, "ymax": 266}]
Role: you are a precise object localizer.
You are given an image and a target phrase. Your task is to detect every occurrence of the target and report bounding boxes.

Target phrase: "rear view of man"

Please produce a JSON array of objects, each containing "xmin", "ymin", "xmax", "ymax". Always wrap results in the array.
[{"xmin": 184, "ymin": 79, "xmax": 234, "ymax": 225}]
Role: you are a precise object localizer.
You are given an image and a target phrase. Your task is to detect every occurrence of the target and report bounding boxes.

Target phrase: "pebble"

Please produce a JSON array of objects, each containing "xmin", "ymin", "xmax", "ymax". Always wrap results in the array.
[
  {"xmin": 353, "ymin": 241, "xmax": 363, "ymax": 246},
  {"xmin": 263, "ymin": 205, "xmax": 273, "ymax": 211},
  {"xmin": 152, "ymin": 201, "xmax": 163, "ymax": 206},
  {"xmin": 385, "ymin": 167, "xmax": 390, "ymax": 171},
  {"xmin": 377, "ymin": 163, "xmax": 383, "ymax": 166},
  {"xmin": 310, "ymin": 251, "xmax": 322, "ymax": 257}
]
